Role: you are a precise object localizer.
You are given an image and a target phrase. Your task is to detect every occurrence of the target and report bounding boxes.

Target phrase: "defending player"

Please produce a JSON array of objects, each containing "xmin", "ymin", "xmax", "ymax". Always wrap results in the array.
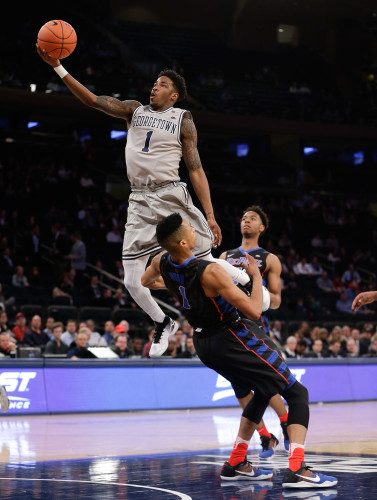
[
  {"xmin": 142, "ymin": 213, "xmax": 337, "ymax": 488},
  {"xmin": 36, "ymin": 47, "xmax": 253, "ymax": 357},
  {"xmin": 220, "ymin": 206, "xmax": 289, "ymax": 457}
]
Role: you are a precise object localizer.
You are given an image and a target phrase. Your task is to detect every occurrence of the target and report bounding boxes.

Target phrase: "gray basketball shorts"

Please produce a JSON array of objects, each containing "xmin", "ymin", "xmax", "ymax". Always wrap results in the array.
[{"xmin": 122, "ymin": 181, "xmax": 214, "ymax": 261}]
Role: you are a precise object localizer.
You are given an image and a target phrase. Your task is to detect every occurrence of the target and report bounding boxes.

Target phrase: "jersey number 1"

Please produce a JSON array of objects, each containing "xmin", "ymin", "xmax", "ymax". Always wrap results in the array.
[{"xmin": 142, "ymin": 131, "xmax": 153, "ymax": 152}]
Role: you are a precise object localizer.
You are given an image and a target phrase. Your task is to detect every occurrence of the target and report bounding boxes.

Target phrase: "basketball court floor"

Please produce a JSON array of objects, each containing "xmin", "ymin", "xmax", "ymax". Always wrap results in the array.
[{"xmin": 0, "ymin": 401, "xmax": 376, "ymax": 499}]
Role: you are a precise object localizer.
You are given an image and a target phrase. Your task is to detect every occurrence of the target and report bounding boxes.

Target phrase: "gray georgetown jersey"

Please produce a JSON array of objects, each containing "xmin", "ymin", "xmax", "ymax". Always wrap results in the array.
[{"xmin": 125, "ymin": 105, "xmax": 187, "ymax": 186}]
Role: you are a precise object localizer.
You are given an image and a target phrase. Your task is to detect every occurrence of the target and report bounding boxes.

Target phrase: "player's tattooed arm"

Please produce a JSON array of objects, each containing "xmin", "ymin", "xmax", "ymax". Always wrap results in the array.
[
  {"xmin": 181, "ymin": 111, "xmax": 222, "ymax": 247},
  {"xmin": 181, "ymin": 112, "xmax": 203, "ymax": 171},
  {"xmin": 94, "ymin": 97, "xmax": 141, "ymax": 121}
]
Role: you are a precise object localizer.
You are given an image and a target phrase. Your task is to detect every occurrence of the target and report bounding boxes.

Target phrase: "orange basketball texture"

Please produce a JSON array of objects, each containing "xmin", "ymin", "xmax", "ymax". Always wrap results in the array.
[{"xmin": 37, "ymin": 20, "xmax": 77, "ymax": 59}]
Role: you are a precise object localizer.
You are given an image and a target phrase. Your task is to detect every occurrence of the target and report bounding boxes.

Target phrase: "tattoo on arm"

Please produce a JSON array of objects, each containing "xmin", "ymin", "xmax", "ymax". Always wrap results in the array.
[
  {"xmin": 181, "ymin": 114, "xmax": 203, "ymax": 172},
  {"xmin": 95, "ymin": 97, "xmax": 140, "ymax": 120}
]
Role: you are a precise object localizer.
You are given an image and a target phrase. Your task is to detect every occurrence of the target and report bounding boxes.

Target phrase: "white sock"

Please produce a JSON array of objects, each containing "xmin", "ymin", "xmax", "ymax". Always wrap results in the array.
[
  {"xmin": 201, "ymin": 254, "xmax": 250, "ymax": 286},
  {"xmin": 289, "ymin": 442, "xmax": 305, "ymax": 458},
  {"xmin": 123, "ymin": 255, "xmax": 165, "ymax": 323}
]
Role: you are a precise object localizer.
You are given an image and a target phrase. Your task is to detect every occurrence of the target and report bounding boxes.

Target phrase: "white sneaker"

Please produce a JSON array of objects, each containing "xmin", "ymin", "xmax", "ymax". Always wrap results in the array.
[
  {"xmin": 149, "ymin": 316, "xmax": 178, "ymax": 358},
  {"xmin": 0, "ymin": 385, "xmax": 10, "ymax": 412}
]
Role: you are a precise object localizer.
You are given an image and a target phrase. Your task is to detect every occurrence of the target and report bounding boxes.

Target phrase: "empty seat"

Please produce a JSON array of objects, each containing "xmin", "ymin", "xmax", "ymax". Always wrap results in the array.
[
  {"xmin": 79, "ymin": 307, "xmax": 112, "ymax": 326},
  {"xmin": 20, "ymin": 304, "xmax": 45, "ymax": 322},
  {"xmin": 47, "ymin": 305, "xmax": 78, "ymax": 324}
]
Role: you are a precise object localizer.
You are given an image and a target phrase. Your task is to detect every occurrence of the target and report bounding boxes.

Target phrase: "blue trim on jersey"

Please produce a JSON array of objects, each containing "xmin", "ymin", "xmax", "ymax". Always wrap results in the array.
[
  {"xmin": 266, "ymin": 351, "xmax": 279, "ymax": 365},
  {"xmin": 238, "ymin": 246, "xmax": 262, "ymax": 255},
  {"xmin": 245, "ymin": 336, "xmax": 258, "ymax": 349},
  {"xmin": 277, "ymin": 361, "xmax": 287, "ymax": 374},
  {"xmin": 168, "ymin": 255, "xmax": 197, "ymax": 268},
  {"xmin": 255, "ymin": 344, "xmax": 268, "ymax": 356},
  {"xmin": 286, "ymin": 373, "xmax": 297, "ymax": 386},
  {"xmin": 235, "ymin": 327, "xmax": 249, "ymax": 340}
]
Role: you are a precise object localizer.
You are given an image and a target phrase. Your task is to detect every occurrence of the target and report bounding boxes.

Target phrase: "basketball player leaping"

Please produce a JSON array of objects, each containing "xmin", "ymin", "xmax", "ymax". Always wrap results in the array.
[
  {"xmin": 36, "ymin": 47, "xmax": 253, "ymax": 356},
  {"xmin": 141, "ymin": 213, "xmax": 337, "ymax": 489},
  {"xmin": 220, "ymin": 205, "xmax": 289, "ymax": 458}
]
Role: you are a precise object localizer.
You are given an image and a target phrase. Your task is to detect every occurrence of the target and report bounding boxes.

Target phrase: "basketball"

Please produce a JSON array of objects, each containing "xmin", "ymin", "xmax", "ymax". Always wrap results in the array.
[{"xmin": 37, "ymin": 20, "xmax": 77, "ymax": 59}]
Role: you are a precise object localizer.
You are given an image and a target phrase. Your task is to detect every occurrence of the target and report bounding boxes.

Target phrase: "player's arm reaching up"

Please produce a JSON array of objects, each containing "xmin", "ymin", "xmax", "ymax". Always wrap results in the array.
[
  {"xmin": 35, "ymin": 45, "xmax": 140, "ymax": 124},
  {"xmin": 181, "ymin": 111, "xmax": 222, "ymax": 247}
]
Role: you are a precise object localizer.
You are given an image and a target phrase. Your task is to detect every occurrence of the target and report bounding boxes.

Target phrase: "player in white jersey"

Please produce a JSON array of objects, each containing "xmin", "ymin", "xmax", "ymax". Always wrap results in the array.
[{"xmin": 36, "ymin": 47, "xmax": 253, "ymax": 356}]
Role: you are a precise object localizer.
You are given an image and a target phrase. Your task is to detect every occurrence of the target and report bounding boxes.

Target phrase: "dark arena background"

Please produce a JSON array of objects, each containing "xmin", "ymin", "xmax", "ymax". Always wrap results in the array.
[{"xmin": 1, "ymin": 1, "xmax": 377, "ymax": 499}]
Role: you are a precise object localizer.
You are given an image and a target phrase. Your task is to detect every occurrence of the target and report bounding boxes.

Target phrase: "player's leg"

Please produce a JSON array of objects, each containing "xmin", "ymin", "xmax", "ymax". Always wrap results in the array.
[
  {"xmin": 269, "ymin": 394, "xmax": 289, "ymax": 451},
  {"xmin": 236, "ymin": 390, "xmax": 279, "ymax": 458},
  {"xmin": 221, "ymin": 392, "xmax": 273, "ymax": 481},
  {"xmin": 123, "ymin": 255, "xmax": 178, "ymax": 356},
  {"xmin": 281, "ymin": 381, "xmax": 337, "ymax": 488}
]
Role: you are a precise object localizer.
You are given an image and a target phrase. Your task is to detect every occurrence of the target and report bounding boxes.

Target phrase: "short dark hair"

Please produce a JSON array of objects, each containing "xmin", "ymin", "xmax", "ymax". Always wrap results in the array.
[
  {"xmin": 243, "ymin": 205, "xmax": 269, "ymax": 234},
  {"xmin": 156, "ymin": 213, "xmax": 183, "ymax": 250},
  {"xmin": 158, "ymin": 69, "xmax": 187, "ymax": 102}
]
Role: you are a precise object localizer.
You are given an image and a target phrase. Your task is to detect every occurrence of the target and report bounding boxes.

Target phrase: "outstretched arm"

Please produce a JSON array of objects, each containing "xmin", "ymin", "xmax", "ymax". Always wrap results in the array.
[
  {"xmin": 36, "ymin": 44, "xmax": 140, "ymax": 122},
  {"xmin": 181, "ymin": 112, "xmax": 222, "ymax": 247}
]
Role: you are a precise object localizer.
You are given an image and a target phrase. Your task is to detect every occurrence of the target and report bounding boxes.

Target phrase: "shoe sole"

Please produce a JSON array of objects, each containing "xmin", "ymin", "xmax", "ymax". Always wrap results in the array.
[
  {"xmin": 221, "ymin": 473, "xmax": 273, "ymax": 481},
  {"xmin": 0, "ymin": 386, "xmax": 10, "ymax": 412},
  {"xmin": 282, "ymin": 479, "xmax": 338, "ymax": 489}
]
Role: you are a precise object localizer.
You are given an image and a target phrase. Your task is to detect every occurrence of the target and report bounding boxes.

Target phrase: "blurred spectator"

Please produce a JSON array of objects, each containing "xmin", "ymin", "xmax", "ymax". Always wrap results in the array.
[
  {"xmin": 305, "ymin": 339, "xmax": 325, "ymax": 358},
  {"xmin": 270, "ymin": 320, "xmax": 283, "ymax": 344},
  {"xmin": 332, "ymin": 275, "xmax": 346, "ymax": 293},
  {"xmin": 316, "ymin": 271, "xmax": 336, "ymax": 292},
  {"xmin": 102, "ymin": 320, "xmax": 116, "ymax": 345},
  {"xmin": 130, "ymin": 337, "xmax": 144, "ymax": 358},
  {"xmin": 65, "ymin": 231, "xmax": 87, "ymax": 289},
  {"xmin": 173, "ymin": 327, "xmax": 186, "ymax": 356},
  {"xmin": 112, "ymin": 286, "xmax": 128, "ymax": 308},
  {"xmin": 43, "ymin": 317, "xmax": 55, "ymax": 339},
  {"xmin": 22, "ymin": 315, "xmax": 50, "ymax": 348},
  {"xmin": 309, "ymin": 256, "xmax": 323, "ymax": 276},
  {"xmin": 294, "ymin": 257, "xmax": 313, "ymax": 275},
  {"xmin": 362, "ymin": 333, "xmax": 377, "ymax": 357},
  {"xmin": 44, "ymin": 322, "xmax": 69, "ymax": 355},
  {"xmin": 351, "ymin": 328, "xmax": 360, "ymax": 350},
  {"xmin": 326, "ymin": 339, "xmax": 343, "ymax": 358},
  {"xmin": 86, "ymin": 319, "xmax": 107, "ymax": 346},
  {"xmin": 295, "ymin": 339, "xmax": 308, "ymax": 359},
  {"xmin": 341, "ymin": 264, "xmax": 361, "ymax": 285},
  {"xmin": 345, "ymin": 338, "xmax": 359, "ymax": 357},
  {"xmin": 61, "ymin": 319, "xmax": 78, "ymax": 347},
  {"xmin": 86, "ymin": 275, "xmax": 103, "ymax": 304},
  {"xmin": 0, "ymin": 332, "xmax": 16, "ymax": 357},
  {"xmin": 335, "ymin": 292, "xmax": 352, "ymax": 314},
  {"xmin": 12, "ymin": 265, "xmax": 29, "ymax": 287},
  {"xmin": 0, "ymin": 311, "xmax": 11, "ymax": 334},
  {"xmin": 67, "ymin": 330, "xmax": 96, "ymax": 359},
  {"xmin": 142, "ymin": 327, "xmax": 155, "ymax": 358},
  {"xmin": 283, "ymin": 336, "xmax": 297, "ymax": 358},
  {"xmin": 12, "ymin": 312, "xmax": 28, "ymax": 343},
  {"xmin": 358, "ymin": 323, "xmax": 374, "ymax": 355},
  {"xmin": 0, "ymin": 282, "xmax": 15, "ymax": 311},
  {"xmin": 311, "ymin": 234, "xmax": 324, "ymax": 249},
  {"xmin": 162, "ymin": 335, "xmax": 178, "ymax": 358},
  {"xmin": 111, "ymin": 333, "xmax": 133, "ymax": 358},
  {"xmin": 176, "ymin": 336, "xmax": 198, "ymax": 358}
]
